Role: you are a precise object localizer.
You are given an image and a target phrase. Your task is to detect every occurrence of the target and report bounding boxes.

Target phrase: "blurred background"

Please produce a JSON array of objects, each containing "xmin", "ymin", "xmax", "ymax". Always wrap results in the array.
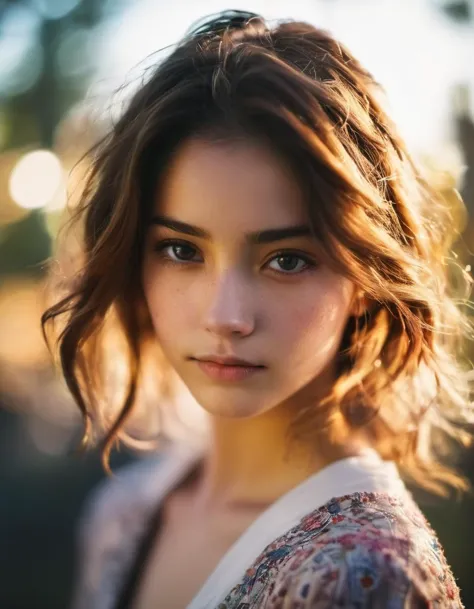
[{"xmin": 1, "ymin": 0, "xmax": 474, "ymax": 607}]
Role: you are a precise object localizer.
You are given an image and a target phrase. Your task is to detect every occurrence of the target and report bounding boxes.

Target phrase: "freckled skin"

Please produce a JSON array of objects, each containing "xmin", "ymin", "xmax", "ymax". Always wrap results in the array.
[{"xmin": 142, "ymin": 136, "xmax": 357, "ymax": 420}]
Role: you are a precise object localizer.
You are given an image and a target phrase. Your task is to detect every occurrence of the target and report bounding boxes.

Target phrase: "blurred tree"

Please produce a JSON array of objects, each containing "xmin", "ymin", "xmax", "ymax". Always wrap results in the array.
[
  {"xmin": 437, "ymin": 0, "xmax": 473, "ymax": 21},
  {"xmin": 0, "ymin": 210, "xmax": 50, "ymax": 276},
  {"xmin": 0, "ymin": 0, "xmax": 118, "ymax": 278}
]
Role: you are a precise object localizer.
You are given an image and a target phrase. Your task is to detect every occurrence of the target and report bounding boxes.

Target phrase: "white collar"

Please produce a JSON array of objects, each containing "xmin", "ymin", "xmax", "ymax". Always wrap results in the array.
[{"xmin": 168, "ymin": 446, "xmax": 406, "ymax": 609}]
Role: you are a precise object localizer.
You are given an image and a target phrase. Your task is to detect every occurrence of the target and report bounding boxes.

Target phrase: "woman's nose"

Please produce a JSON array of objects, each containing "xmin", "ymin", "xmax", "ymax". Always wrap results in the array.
[{"xmin": 205, "ymin": 270, "xmax": 256, "ymax": 338}]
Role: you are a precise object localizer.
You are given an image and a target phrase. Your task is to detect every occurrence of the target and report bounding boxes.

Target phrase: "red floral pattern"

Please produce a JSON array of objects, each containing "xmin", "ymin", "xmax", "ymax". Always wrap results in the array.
[{"xmin": 218, "ymin": 491, "xmax": 464, "ymax": 608}]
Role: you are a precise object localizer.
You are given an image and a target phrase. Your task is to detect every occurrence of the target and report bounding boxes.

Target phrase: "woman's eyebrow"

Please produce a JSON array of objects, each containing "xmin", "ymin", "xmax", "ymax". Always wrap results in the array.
[{"xmin": 149, "ymin": 215, "xmax": 312, "ymax": 244}]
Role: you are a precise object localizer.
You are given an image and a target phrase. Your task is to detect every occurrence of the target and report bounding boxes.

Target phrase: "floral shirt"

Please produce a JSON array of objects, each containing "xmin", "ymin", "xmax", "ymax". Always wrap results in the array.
[
  {"xmin": 71, "ymin": 454, "xmax": 464, "ymax": 609},
  {"xmin": 219, "ymin": 491, "xmax": 463, "ymax": 608}
]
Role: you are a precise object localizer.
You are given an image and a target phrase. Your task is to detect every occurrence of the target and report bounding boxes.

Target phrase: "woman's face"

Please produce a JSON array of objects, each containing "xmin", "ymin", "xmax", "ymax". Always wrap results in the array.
[{"xmin": 142, "ymin": 136, "xmax": 356, "ymax": 419}]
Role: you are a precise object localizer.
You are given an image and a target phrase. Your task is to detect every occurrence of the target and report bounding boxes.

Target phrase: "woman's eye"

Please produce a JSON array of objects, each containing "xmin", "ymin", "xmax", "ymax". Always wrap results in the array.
[
  {"xmin": 267, "ymin": 253, "xmax": 311, "ymax": 274},
  {"xmin": 154, "ymin": 241, "xmax": 202, "ymax": 262},
  {"xmin": 154, "ymin": 239, "xmax": 316, "ymax": 275}
]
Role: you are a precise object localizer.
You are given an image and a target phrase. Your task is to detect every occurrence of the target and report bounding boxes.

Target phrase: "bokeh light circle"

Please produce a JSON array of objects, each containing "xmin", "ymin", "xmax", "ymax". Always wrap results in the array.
[{"xmin": 9, "ymin": 149, "xmax": 64, "ymax": 210}]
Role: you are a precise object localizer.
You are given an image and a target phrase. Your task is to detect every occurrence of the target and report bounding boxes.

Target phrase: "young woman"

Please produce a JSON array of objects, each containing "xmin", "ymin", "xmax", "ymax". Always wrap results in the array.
[{"xmin": 42, "ymin": 10, "xmax": 473, "ymax": 609}]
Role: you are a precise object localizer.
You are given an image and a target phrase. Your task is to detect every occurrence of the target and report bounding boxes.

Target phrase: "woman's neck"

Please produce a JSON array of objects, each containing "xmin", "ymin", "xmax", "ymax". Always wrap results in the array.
[{"xmin": 185, "ymin": 400, "xmax": 369, "ymax": 517}]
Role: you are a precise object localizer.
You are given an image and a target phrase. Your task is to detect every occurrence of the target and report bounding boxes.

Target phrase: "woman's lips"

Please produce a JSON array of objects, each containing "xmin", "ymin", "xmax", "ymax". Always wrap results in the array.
[{"xmin": 193, "ymin": 359, "xmax": 265, "ymax": 382}]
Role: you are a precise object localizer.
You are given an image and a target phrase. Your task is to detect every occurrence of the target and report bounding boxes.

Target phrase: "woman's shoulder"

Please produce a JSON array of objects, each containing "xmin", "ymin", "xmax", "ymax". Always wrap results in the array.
[
  {"xmin": 76, "ymin": 458, "xmax": 163, "ymax": 562},
  {"xmin": 78, "ymin": 441, "xmax": 202, "ymax": 541},
  {"xmin": 70, "ymin": 444, "xmax": 198, "ymax": 609},
  {"xmin": 70, "ymin": 456, "xmax": 166, "ymax": 609},
  {"xmin": 79, "ymin": 454, "xmax": 167, "ymax": 537},
  {"xmin": 224, "ymin": 491, "xmax": 464, "ymax": 608}
]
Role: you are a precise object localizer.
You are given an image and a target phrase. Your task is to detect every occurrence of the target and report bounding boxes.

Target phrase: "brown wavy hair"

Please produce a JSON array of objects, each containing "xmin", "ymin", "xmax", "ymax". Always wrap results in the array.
[{"xmin": 42, "ymin": 10, "xmax": 474, "ymax": 494}]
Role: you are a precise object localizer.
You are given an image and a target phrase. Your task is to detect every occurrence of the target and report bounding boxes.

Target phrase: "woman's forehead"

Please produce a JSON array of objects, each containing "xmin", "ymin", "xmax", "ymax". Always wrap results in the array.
[{"xmin": 153, "ymin": 136, "xmax": 309, "ymax": 232}]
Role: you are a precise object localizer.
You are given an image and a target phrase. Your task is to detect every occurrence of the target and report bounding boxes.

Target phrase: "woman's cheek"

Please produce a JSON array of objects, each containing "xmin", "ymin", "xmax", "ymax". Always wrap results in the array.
[
  {"xmin": 277, "ymin": 288, "xmax": 350, "ymax": 362},
  {"xmin": 148, "ymin": 275, "xmax": 200, "ymax": 339}
]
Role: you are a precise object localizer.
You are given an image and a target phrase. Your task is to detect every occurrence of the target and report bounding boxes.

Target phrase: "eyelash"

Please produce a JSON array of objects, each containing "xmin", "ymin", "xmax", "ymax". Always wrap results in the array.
[{"xmin": 152, "ymin": 239, "xmax": 317, "ymax": 275}]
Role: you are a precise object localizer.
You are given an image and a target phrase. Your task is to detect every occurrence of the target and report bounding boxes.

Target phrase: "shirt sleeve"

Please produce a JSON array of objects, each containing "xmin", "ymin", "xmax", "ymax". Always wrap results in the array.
[{"xmin": 264, "ymin": 542, "xmax": 455, "ymax": 609}]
